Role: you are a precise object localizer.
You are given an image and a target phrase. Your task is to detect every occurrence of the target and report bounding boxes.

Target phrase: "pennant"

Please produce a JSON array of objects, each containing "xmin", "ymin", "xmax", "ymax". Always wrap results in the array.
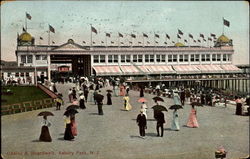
[
  {"xmin": 106, "ymin": 33, "xmax": 111, "ymax": 37},
  {"xmin": 49, "ymin": 25, "xmax": 55, "ymax": 33},
  {"xmin": 101, "ymin": 41, "xmax": 104, "ymax": 43},
  {"xmin": 92, "ymin": 41, "xmax": 95, "ymax": 44},
  {"xmin": 23, "ymin": 27, "xmax": 26, "ymax": 32},
  {"xmin": 223, "ymin": 18, "xmax": 230, "ymax": 27},
  {"xmin": 147, "ymin": 41, "xmax": 150, "ymax": 44},
  {"xmin": 118, "ymin": 33, "xmax": 123, "ymax": 37},
  {"xmin": 155, "ymin": 34, "xmax": 159, "ymax": 38},
  {"xmin": 208, "ymin": 37, "xmax": 212, "ymax": 41},
  {"xmin": 166, "ymin": 34, "xmax": 170, "ymax": 39},
  {"xmin": 177, "ymin": 34, "xmax": 181, "ymax": 39},
  {"xmin": 138, "ymin": 41, "xmax": 142, "ymax": 44},
  {"xmin": 155, "ymin": 41, "xmax": 158, "ymax": 44},
  {"xmin": 52, "ymin": 41, "xmax": 55, "ymax": 44},
  {"xmin": 111, "ymin": 41, "xmax": 114, "ymax": 44},
  {"xmin": 143, "ymin": 33, "xmax": 148, "ymax": 38},
  {"xmin": 40, "ymin": 37, "xmax": 43, "ymax": 40},
  {"xmin": 172, "ymin": 41, "xmax": 175, "ymax": 43},
  {"xmin": 189, "ymin": 34, "xmax": 193, "ymax": 39},
  {"xmin": 203, "ymin": 39, "xmax": 206, "ymax": 42},
  {"xmin": 210, "ymin": 33, "xmax": 216, "ymax": 37},
  {"xmin": 200, "ymin": 34, "xmax": 204, "ymax": 38},
  {"xmin": 121, "ymin": 42, "xmax": 124, "ymax": 44},
  {"xmin": 26, "ymin": 12, "xmax": 32, "ymax": 20},
  {"xmin": 82, "ymin": 41, "xmax": 86, "ymax": 44},
  {"xmin": 198, "ymin": 39, "xmax": 201, "ymax": 43},
  {"xmin": 193, "ymin": 40, "xmax": 196, "ymax": 43},
  {"xmin": 178, "ymin": 29, "xmax": 183, "ymax": 35},
  {"xmin": 184, "ymin": 39, "xmax": 187, "ymax": 43},
  {"xmin": 129, "ymin": 41, "xmax": 132, "ymax": 44},
  {"xmin": 91, "ymin": 26, "xmax": 97, "ymax": 34},
  {"xmin": 164, "ymin": 42, "xmax": 167, "ymax": 44},
  {"xmin": 131, "ymin": 34, "xmax": 136, "ymax": 38}
]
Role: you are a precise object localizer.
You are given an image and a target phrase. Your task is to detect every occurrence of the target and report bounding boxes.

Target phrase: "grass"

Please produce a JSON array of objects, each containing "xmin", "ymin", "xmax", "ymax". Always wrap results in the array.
[{"xmin": 1, "ymin": 85, "xmax": 50, "ymax": 105}]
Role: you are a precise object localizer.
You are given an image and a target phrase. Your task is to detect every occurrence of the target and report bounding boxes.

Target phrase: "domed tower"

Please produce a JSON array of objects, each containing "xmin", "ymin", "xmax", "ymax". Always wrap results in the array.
[
  {"xmin": 17, "ymin": 31, "xmax": 35, "ymax": 46},
  {"xmin": 174, "ymin": 42, "xmax": 185, "ymax": 47},
  {"xmin": 214, "ymin": 34, "xmax": 233, "ymax": 47}
]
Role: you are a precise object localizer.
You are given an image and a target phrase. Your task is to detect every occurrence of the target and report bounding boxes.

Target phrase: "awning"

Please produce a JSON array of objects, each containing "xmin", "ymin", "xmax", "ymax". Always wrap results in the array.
[
  {"xmin": 220, "ymin": 64, "xmax": 242, "ymax": 73},
  {"xmin": 196, "ymin": 65, "xmax": 224, "ymax": 73},
  {"xmin": 144, "ymin": 65, "xmax": 175, "ymax": 74},
  {"xmin": 93, "ymin": 66, "xmax": 122, "ymax": 76},
  {"xmin": 137, "ymin": 65, "xmax": 151, "ymax": 73},
  {"xmin": 120, "ymin": 65, "xmax": 140, "ymax": 74},
  {"xmin": 172, "ymin": 65, "xmax": 201, "ymax": 74}
]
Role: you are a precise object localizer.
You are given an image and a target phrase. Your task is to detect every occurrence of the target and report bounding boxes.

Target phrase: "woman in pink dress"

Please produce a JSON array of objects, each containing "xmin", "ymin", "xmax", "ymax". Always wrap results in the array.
[
  {"xmin": 187, "ymin": 105, "xmax": 199, "ymax": 128},
  {"xmin": 119, "ymin": 85, "xmax": 125, "ymax": 96},
  {"xmin": 70, "ymin": 115, "xmax": 77, "ymax": 136}
]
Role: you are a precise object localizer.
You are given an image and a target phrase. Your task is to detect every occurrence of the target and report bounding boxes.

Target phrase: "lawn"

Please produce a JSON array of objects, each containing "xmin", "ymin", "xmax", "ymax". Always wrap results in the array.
[{"xmin": 1, "ymin": 85, "xmax": 50, "ymax": 105}]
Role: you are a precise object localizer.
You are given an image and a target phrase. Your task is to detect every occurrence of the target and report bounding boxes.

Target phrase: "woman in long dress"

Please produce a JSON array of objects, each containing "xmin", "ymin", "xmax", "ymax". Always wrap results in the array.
[
  {"xmin": 39, "ymin": 116, "xmax": 52, "ymax": 142},
  {"xmin": 123, "ymin": 95, "xmax": 132, "ymax": 111},
  {"xmin": 79, "ymin": 95, "xmax": 86, "ymax": 109},
  {"xmin": 114, "ymin": 85, "xmax": 119, "ymax": 97},
  {"xmin": 187, "ymin": 105, "xmax": 199, "ymax": 128},
  {"xmin": 171, "ymin": 109, "xmax": 180, "ymax": 131},
  {"xmin": 64, "ymin": 115, "xmax": 74, "ymax": 140},
  {"xmin": 235, "ymin": 97, "xmax": 243, "ymax": 115},
  {"xmin": 120, "ymin": 84, "xmax": 125, "ymax": 96},
  {"xmin": 107, "ymin": 92, "xmax": 112, "ymax": 105},
  {"xmin": 70, "ymin": 115, "xmax": 77, "ymax": 136}
]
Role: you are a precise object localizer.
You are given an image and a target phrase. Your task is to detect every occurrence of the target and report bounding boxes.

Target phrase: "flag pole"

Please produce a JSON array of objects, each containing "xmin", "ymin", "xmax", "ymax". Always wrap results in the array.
[
  {"xmin": 143, "ymin": 34, "xmax": 144, "ymax": 47},
  {"xmin": 105, "ymin": 33, "xmax": 107, "ymax": 48},
  {"xmin": 90, "ymin": 24, "xmax": 92, "ymax": 47},
  {"xmin": 25, "ymin": 12, "xmax": 27, "ymax": 32},
  {"xmin": 154, "ymin": 32, "xmax": 156, "ymax": 47},
  {"xmin": 118, "ymin": 33, "xmax": 120, "ymax": 48},
  {"xmin": 222, "ymin": 17, "xmax": 224, "ymax": 35},
  {"xmin": 47, "ymin": 26, "xmax": 51, "ymax": 82}
]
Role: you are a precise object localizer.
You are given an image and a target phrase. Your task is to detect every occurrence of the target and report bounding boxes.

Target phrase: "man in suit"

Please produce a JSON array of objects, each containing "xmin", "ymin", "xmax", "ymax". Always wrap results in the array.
[
  {"xmin": 155, "ymin": 111, "xmax": 165, "ymax": 137},
  {"xmin": 180, "ymin": 89, "xmax": 186, "ymax": 106},
  {"xmin": 95, "ymin": 91, "xmax": 104, "ymax": 115},
  {"xmin": 136, "ymin": 109, "xmax": 147, "ymax": 138}
]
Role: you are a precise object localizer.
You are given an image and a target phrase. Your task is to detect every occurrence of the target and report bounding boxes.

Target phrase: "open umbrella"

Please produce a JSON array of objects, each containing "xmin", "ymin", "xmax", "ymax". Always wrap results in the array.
[
  {"xmin": 106, "ymin": 90, "xmax": 113, "ymax": 93},
  {"xmin": 152, "ymin": 96, "xmax": 164, "ymax": 102},
  {"xmin": 38, "ymin": 111, "xmax": 54, "ymax": 116},
  {"xmin": 95, "ymin": 94, "xmax": 104, "ymax": 102},
  {"xmin": 190, "ymin": 102, "xmax": 203, "ymax": 106},
  {"xmin": 169, "ymin": 104, "xmax": 183, "ymax": 110},
  {"xmin": 66, "ymin": 105, "xmax": 80, "ymax": 110},
  {"xmin": 64, "ymin": 109, "xmax": 79, "ymax": 116},
  {"xmin": 138, "ymin": 98, "xmax": 147, "ymax": 103},
  {"xmin": 152, "ymin": 105, "xmax": 168, "ymax": 112}
]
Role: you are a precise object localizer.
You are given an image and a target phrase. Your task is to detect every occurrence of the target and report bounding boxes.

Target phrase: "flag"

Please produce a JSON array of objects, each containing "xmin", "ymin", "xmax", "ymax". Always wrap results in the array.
[
  {"xmin": 129, "ymin": 41, "xmax": 132, "ymax": 44},
  {"xmin": 210, "ymin": 33, "xmax": 216, "ymax": 37},
  {"xmin": 106, "ymin": 33, "xmax": 111, "ymax": 37},
  {"xmin": 111, "ymin": 41, "xmax": 114, "ymax": 44},
  {"xmin": 166, "ymin": 34, "xmax": 170, "ymax": 39},
  {"xmin": 155, "ymin": 34, "xmax": 159, "ymax": 38},
  {"xmin": 92, "ymin": 41, "xmax": 95, "ymax": 44},
  {"xmin": 121, "ymin": 42, "xmax": 124, "ymax": 44},
  {"xmin": 23, "ymin": 27, "xmax": 26, "ymax": 32},
  {"xmin": 143, "ymin": 33, "xmax": 148, "ymax": 38},
  {"xmin": 118, "ymin": 33, "xmax": 123, "ymax": 37},
  {"xmin": 193, "ymin": 40, "xmax": 196, "ymax": 43},
  {"xmin": 155, "ymin": 41, "xmax": 158, "ymax": 44},
  {"xmin": 52, "ymin": 41, "xmax": 55, "ymax": 44},
  {"xmin": 91, "ymin": 26, "xmax": 97, "ymax": 34},
  {"xmin": 189, "ymin": 34, "xmax": 193, "ymax": 39},
  {"xmin": 49, "ymin": 25, "xmax": 55, "ymax": 33},
  {"xmin": 26, "ymin": 12, "xmax": 32, "ymax": 20},
  {"xmin": 138, "ymin": 41, "xmax": 142, "ymax": 44},
  {"xmin": 177, "ymin": 34, "xmax": 181, "ymax": 39},
  {"xmin": 164, "ymin": 42, "xmax": 167, "ymax": 44},
  {"xmin": 172, "ymin": 41, "xmax": 175, "ymax": 43},
  {"xmin": 223, "ymin": 18, "xmax": 230, "ymax": 27},
  {"xmin": 184, "ymin": 39, "xmax": 187, "ymax": 43},
  {"xmin": 40, "ymin": 37, "xmax": 43, "ymax": 40},
  {"xmin": 131, "ymin": 34, "xmax": 136, "ymax": 38},
  {"xmin": 147, "ymin": 41, "xmax": 150, "ymax": 44},
  {"xmin": 203, "ymin": 39, "xmax": 206, "ymax": 42},
  {"xmin": 208, "ymin": 37, "xmax": 212, "ymax": 41},
  {"xmin": 198, "ymin": 39, "xmax": 201, "ymax": 43},
  {"xmin": 101, "ymin": 41, "xmax": 104, "ymax": 43},
  {"xmin": 200, "ymin": 33, "xmax": 204, "ymax": 38},
  {"xmin": 178, "ymin": 29, "xmax": 183, "ymax": 35},
  {"xmin": 83, "ymin": 41, "xmax": 86, "ymax": 44}
]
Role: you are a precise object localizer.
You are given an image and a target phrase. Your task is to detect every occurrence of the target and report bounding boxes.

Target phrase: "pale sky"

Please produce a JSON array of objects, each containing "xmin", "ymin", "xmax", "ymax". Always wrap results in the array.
[{"xmin": 1, "ymin": 1, "xmax": 249, "ymax": 65}]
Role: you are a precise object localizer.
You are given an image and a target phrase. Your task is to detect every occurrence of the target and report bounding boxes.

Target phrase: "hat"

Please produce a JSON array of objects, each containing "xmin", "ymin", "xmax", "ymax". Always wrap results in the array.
[
  {"xmin": 80, "ymin": 95, "xmax": 85, "ymax": 99},
  {"xmin": 140, "ymin": 109, "xmax": 144, "ymax": 113}
]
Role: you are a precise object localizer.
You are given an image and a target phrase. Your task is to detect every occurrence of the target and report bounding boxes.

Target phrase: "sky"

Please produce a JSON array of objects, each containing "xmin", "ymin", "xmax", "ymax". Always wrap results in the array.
[{"xmin": 1, "ymin": 1, "xmax": 249, "ymax": 65}]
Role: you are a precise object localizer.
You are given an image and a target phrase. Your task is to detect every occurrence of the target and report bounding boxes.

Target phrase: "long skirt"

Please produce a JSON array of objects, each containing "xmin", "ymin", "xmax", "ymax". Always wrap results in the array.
[
  {"xmin": 171, "ymin": 114, "xmax": 180, "ymax": 131},
  {"xmin": 187, "ymin": 114, "xmax": 199, "ymax": 128},
  {"xmin": 235, "ymin": 103, "xmax": 242, "ymax": 115},
  {"xmin": 71, "ymin": 121, "xmax": 77, "ymax": 136},
  {"xmin": 39, "ymin": 126, "xmax": 52, "ymax": 142},
  {"xmin": 107, "ymin": 97, "xmax": 112, "ymax": 105},
  {"xmin": 64, "ymin": 124, "xmax": 74, "ymax": 140}
]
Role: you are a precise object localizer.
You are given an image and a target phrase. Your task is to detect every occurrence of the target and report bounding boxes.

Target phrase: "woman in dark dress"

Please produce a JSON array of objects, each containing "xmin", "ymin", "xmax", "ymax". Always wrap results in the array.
[
  {"xmin": 64, "ymin": 115, "xmax": 74, "ymax": 140},
  {"xmin": 79, "ymin": 95, "xmax": 86, "ymax": 109},
  {"xmin": 235, "ymin": 97, "xmax": 242, "ymax": 115},
  {"xmin": 39, "ymin": 116, "xmax": 52, "ymax": 142},
  {"xmin": 107, "ymin": 92, "xmax": 112, "ymax": 105},
  {"xmin": 140, "ymin": 86, "xmax": 144, "ymax": 97}
]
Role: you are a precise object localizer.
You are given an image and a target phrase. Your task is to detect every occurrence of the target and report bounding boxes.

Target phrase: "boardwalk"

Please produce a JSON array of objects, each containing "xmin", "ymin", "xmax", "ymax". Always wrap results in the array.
[{"xmin": 2, "ymin": 83, "xmax": 249, "ymax": 159}]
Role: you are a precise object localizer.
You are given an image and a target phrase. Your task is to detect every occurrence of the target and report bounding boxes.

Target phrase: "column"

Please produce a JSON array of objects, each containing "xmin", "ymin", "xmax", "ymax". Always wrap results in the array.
[{"xmin": 47, "ymin": 54, "xmax": 51, "ymax": 82}]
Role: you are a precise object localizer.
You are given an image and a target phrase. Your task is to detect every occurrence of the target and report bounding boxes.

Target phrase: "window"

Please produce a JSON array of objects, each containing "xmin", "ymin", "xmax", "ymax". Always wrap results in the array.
[
  {"xmin": 168, "ymin": 55, "xmax": 172, "ymax": 62},
  {"xmin": 8, "ymin": 72, "xmax": 11, "ymax": 77},
  {"xmin": 126, "ymin": 55, "xmax": 131, "ymax": 62},
  {"xmin": 138, "ymin": 55, "xmax": 143, "ymax": 62},
  {"xmin": 100, "ymin": 55, "xmax": 105, "ymax": 63},
  {"xmin": 161, "ymin": 55, "xmax": 166, "ymax": 62},
  {"xmin": 21, "ymin": 55, "xmax": 26, "ymax": 63},
  {"xmin": 20, "ymin": 72, "xmax": 24, "ymax": 77},
  {"xmin": 212, "ymin": 54, "xmax": 216, "ymax": 61},
  {"xmin": 15, "ymin": 72, "xmax": 19, "ymax": 77},
  {"xmin": 26, "ymin": 72, "xmax": 29, "ymax": 77},
  {"xmin": 108, "ymin": 55, "xmax": 113, "ymax": 63},
  {"xmin": 27, "ymin": 55, "xmax": 33, "ymax": 63},
  {"xmin": 191, "ymin": 54, "xmax": 195, "ymax": 62},
  {"xmin": 36, "ymin": 55, "xmax": 41, "ymax": 60},
  {"xmin": 150, "ymin": 55, "xmax": 154, "ymax": 62},
  {"xmin": 114, "ymin": 55, "xmax": 118, "ymax": 63},
  {"xmin": 173, "ymin": 55, "xmax": 177, "ymax": 62},
  {"xmin": 184, "ymin": 55, "xmax": 188, "ymax": 62},
  {"xmin": 94, "ymin": 55, "xmax": 99, "ymax": 63},
  {"xmin": 223, "ymin": 54, "xmax": 227, "ymax": 61},
  {"xmin": 195, "ymin": 54, "xmax": 199, "ymax": 61},
  {"xmin": 145, "ymin": 55, "xmax": 149, "ymax": 62},
  {"xmin": 201, "ymin": 54, "xmax": 206, "ymax": 61},
  {"xmin": 121, "ymin": 55, "xmax": 125, "ymax": 63},
  {"xmin": 206, "ymin": 54, "xmax": 210, "ymax": 61},
  {"xmin": 216, "ymin": 54, "xmax": 221, "ymax": 61},
  {"xmin": 156, "ymin": 55, "xmax": 161, "ymax": 62},
  {"xmin": 179, "ymin": 55, "xmax": 184, "ymax": 62},
  {"xmin": 227, "ymin": 54, "xmax": 231, "ymax": 61},
  {"xmin": 133, "ymin": 55, "xmax": 137, "ymax": 62},
  {"xmin": 42, "ymin": 55, "xmax": 47, "ymax": 60}
]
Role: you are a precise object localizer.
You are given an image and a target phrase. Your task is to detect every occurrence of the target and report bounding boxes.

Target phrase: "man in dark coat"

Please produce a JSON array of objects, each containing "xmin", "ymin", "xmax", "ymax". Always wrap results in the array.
[
  {"xmin": 95, "ymin": 91, "xmax": 104, "ymax": 115},
  {"xmin": 136, "ymin": 110, "xmax": 147, "ymax": 138},
  {"xmin": 155, "ymin": 111, "xmax": 165, "ymax": 137},
  {"xmin": 180, "ymin": 90, "xmax": 185, "ymax": 106}
]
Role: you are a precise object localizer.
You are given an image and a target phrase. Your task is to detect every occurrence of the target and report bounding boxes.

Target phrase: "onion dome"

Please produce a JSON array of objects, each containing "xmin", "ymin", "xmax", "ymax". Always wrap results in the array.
[
  {"xmin": 214, "ymin": 34, "xmax": 233, "ymax": 47},
  {"xmin": 19, "ymin": 32, "xmax": 32, "ymax": 42},
  {"xmin": 174, "ymin": 42, "xmax": 185, "ymax": 47},
  {"xmin": 217, "ymin": 34, "xmax": 230, "ymax": 43}
]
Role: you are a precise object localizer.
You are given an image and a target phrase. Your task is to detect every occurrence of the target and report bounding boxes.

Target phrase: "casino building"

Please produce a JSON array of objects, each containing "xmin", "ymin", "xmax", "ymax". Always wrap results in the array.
[{"xmin": 3, "ymin": 30, "xmax": 242, "ymax": 84}]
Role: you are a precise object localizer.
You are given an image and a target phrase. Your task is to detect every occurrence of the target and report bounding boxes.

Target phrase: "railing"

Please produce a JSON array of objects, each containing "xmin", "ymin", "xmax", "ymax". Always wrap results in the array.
[{"xmin": 37, "ymin": 84, "xmax": 58, "ymax": 99}]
